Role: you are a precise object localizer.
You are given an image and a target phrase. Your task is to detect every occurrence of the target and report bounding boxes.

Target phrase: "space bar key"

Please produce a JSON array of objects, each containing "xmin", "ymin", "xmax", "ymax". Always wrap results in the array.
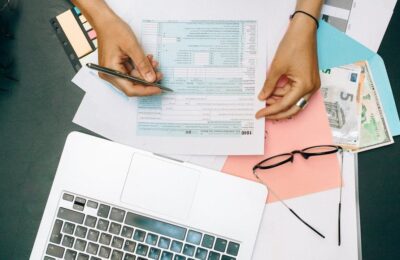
[{"xmin": 124, "ymin": 212, "xmax": 187, "ymax": 240}]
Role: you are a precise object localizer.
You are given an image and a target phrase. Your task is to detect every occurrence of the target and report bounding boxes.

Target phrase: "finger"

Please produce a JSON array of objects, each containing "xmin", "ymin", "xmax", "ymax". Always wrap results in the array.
[
  {"xmin": 107, "ymin": 76, "xmax": 162, "ymax": 96},
  {"xmin": 125, "ymin": 42, "xmax": 156, "ymax": 82},
  {"xmin": 267, "ymin": 92, "xmax": 312, "ymax": 119},
  {"xmin": 266, "ymin": 105, "xmax": 301, "ymax": 120},
  {"xmin": 271, "ymin": 84, "xmax": 291, "ymax": 97},
  {"xmin": 265, "ymin": 97, "xmax": 278, "ymax": 105},
  {"xmin": 256, "ymin": 84, "xmax": 307, "ymax": 118},
  {"xmin": 258, "ymin": 69, "xmax": 285, "ymax": 100},
  {"xmin": 156, "ymin": 71, "xmax": 163, "ymax": 81}
]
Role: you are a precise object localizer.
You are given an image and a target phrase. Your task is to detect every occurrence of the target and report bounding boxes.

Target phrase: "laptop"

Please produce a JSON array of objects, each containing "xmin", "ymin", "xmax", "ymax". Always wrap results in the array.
[{"xmin": 31, "ymin": 132, "xmax": 267, "ymax": 260}]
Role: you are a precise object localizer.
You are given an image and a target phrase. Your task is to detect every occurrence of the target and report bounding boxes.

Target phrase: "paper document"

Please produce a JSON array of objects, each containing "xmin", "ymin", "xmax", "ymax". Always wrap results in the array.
[
  {"xmin": 253, "ymin": 153, "xmax": 361, "ymax": 260},
  {"xmin": 137, "ymin": 20, "xmax": 258, "ymax": 139},
  {"xmin": 72, "ymin": 65, "xmax": 227, "ymax": 170},
  {"xmin": 128, "ymin": 0, "xmax": 269, "ymax": 155}
]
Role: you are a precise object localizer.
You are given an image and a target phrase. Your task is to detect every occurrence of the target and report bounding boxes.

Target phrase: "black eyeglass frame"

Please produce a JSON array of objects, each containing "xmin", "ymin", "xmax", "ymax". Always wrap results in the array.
[{"xmin": 253, "ymin": 145, "xmax": 342, "ymax": 171}]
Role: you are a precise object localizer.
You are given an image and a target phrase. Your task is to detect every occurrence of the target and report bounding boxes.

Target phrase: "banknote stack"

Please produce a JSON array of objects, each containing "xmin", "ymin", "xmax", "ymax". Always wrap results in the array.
[{"xmin": 320, "ymin": 61, "xmax": 394, "ymax": 152}]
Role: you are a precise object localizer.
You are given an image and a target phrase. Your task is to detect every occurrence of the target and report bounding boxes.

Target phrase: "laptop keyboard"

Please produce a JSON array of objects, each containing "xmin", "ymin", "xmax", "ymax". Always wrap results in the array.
[{"xmin": 43, "ymin": 192, "xmax": 240, "ymax": 260}]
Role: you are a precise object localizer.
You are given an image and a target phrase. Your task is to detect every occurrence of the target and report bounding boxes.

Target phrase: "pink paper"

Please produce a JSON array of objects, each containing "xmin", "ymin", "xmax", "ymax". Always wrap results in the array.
[{"xmin": 222, "ymin": 91, "xmax": 341, "ymax": 203}]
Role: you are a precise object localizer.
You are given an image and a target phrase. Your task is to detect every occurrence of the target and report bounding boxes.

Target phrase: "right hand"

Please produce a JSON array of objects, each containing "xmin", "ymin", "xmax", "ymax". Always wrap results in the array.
[{"xmin": 95, "ymin": 14, "xmax": 162, "ymax": 96}]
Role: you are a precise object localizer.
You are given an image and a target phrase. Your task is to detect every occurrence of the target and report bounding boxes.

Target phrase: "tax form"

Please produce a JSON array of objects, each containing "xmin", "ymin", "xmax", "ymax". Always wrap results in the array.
[{"xmin": 130, "ymin": 0, "xmax": 268, "ymax": 155}]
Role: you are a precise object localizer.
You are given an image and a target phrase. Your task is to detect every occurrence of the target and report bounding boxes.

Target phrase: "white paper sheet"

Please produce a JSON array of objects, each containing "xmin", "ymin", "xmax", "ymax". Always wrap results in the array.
[
  {"xmin": 252, "ymin": 152, "xmax": 361, "ymax": 260},
  {"xmin": 72, "ymin": 68, "xmax": 227, "ymax": 170}
]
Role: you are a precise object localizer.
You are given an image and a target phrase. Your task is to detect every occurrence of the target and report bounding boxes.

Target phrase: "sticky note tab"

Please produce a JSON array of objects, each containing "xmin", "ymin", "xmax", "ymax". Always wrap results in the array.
[
  {"xmin": 57, "ymin": 10, "xmax": 93, "ymax": 58},
  {"xmin": 73, "ymin": 7, "xmax": 81, "ymax": 16},
  {"xmin": 88, "ymin": 30, "xmax": 97, "ymax": 40}
]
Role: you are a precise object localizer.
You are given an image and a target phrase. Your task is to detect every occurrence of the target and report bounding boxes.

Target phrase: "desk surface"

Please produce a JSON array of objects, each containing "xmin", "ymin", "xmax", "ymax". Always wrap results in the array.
[{"xmin": 0, "ymin": 1, "xmax": 399, "ymax": 259}]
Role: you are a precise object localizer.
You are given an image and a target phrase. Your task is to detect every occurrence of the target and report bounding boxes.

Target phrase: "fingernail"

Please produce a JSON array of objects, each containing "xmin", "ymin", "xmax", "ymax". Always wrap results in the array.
[{"xmin": 145, "ymin": 72, "xmax": 155, "ymax": 82}]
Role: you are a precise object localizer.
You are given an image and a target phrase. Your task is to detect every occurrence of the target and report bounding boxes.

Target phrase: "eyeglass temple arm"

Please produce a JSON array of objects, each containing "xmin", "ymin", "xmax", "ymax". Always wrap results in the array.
[
  {"xmin": 338, "ymin": 202, "xmax": 341, "ymax": 246},
  {"xmin": 289, "ymin": 208, "xmax": 325, "ymax": 239},
  {"xmin": 253, "ymin": 170, "xmax": 325, "ymax": 239}
]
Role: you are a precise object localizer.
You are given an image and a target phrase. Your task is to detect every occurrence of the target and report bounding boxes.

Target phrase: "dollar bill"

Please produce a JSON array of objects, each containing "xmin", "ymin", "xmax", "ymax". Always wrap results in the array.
[
  {"xmin": 352, "ymin": 61, "xmax": 394, "ymax": 152},
  {"xmin": 320, "ymin": 63, "xmax": 364, "ymax": 149}
]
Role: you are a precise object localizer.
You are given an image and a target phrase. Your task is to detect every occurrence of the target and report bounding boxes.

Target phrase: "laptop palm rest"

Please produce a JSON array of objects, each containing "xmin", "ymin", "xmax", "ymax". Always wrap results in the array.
[{"xmin": 121, "ymin": 153, "xmax": 200, "ymax": 220}]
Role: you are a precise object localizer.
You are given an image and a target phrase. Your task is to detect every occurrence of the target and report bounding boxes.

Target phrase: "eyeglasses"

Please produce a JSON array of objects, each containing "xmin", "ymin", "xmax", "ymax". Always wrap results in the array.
[{"xmin": 253, "ymin": 145, "xmax": 344, "ymax": 245}]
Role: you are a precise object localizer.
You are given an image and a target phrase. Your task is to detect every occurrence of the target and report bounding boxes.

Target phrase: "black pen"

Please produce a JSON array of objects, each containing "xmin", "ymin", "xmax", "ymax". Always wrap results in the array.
[{"xmin": 86, "ymin": 63, "xmax": 173, "ymax": 92}]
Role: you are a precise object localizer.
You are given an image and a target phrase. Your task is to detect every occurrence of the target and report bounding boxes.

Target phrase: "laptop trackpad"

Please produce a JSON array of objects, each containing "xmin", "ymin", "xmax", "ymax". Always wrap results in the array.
[{"xmin": 121, "ymin": 153, "xmax": 200, "ymax": 220}]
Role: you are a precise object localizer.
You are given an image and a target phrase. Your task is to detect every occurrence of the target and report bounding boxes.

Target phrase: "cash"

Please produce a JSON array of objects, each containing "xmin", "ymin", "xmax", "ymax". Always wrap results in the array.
[
  {"xmin": 353, "ymin": 62, "xmax": 393, "ymax": 152},
  {"xmin": 320, "ymin": 64, "xmax": 364, "ymax": 149},
  {"xmin": 320, "ymin": 61, "xmax": 394, "ymax": 152}
]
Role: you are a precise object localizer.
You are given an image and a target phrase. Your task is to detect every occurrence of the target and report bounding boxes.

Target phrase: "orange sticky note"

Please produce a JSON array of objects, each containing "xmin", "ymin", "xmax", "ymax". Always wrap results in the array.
[{"xmin": 222, "ymin": 91, "xmax": 341, "ymax": 203}]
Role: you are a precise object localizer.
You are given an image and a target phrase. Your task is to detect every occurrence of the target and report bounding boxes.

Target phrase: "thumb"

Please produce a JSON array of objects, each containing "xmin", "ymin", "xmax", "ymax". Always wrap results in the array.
[
  {"xmin": 258, "ymin": 67, "xmax": 283, "ymax": 100},
  {"xmin": 126, "ymin": 44, "xmax": 156, "ymax": 83}
]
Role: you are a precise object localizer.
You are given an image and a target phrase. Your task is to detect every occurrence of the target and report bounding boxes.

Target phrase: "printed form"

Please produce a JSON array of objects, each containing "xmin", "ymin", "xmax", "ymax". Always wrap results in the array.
[{"xmin": 130, "ymin": 0, "xmax": 268, "ymax": 155}]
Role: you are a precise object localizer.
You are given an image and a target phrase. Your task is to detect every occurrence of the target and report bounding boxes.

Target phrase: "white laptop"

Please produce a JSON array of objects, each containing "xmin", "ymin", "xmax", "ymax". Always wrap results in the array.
[{"xmin": 31, "ymin": 132, "xmax": 267, "ymax": 260}]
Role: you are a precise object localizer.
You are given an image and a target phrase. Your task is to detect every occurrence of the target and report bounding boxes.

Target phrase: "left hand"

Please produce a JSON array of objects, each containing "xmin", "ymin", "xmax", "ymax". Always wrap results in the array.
[{"xmin": 256, "ymin": 14, "xmax": 321, "ymax": 120}]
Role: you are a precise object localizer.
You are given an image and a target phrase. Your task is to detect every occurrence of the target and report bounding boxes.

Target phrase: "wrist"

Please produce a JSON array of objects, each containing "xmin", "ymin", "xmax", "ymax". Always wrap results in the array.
[
  {"xmin": 72, "ymin": 0, "xmax": 120, "ymax": 31},
  {"xmin": 289, "ymin": 14, "xmax": 317, "ymax": 36}
]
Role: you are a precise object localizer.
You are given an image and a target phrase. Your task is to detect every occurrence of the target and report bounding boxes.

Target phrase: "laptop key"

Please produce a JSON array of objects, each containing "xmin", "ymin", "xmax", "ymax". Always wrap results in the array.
[
  {"xmin": 63, "ymin": 193, "xmax": 74, "ymax": 202},
  {"xmin": 207, "ymin": 252, "xmax": 220, "ymax": 260},
  {"xmin": 110, "ymin": 208, "xmax": 126, "ymax": 223},
  {"xmin": 133, "ymin": 230, "xmax": 146, "ymax": 242},
  {"xmin": 99, "ymin": 246, "xmax": 111, "ymax": 258},
  {"xmin": 62, "ymin": 235, "xmax": 75, "ymax": 248},
  {"xmin": 158, "ymin": 237, "xmax": 171, "ymax": 249},
  {"xmin": 226, "ymin": 242, "xmax": 239, "ymax": 256},
  {"xmin": 87, "ymin": 201, "xmax": 98, "ymax": 209},
  {"xmin": 50, "ymin": 219, "xmax": 63, "ymax": 244},
  {"xmin": 160, "ymin": 251, "xmax": 173, "ymax": 260},
  {"xmin": 97, "ymin": 219, "xmax": 109, "ymax": 231},
  {"xmin": 90, "ymin": 257, "xmax": 101, "ymax": 260},
  {"xmin": 84, "ymin": 216, "xmax": 97, "ymax": 228},
  {"xmin": 74, "ymin": 239, "xmax": 87, "ymax": 251},
  {"xmin": 214, "ymin": 239, "xmax": 227, "ymax": 253},
  {"xmin": 65, "ymin": 249, "xmax": 78, "ymax": 260},
  {"xmin": 75, "ymin": 226, "xmax": 88, "ymax": 238},
  {"xmin": 121, "ymin": 226, "xmax": 134, "ymax": 238},
  {"xmin": 221, "ymin": 256, "xmax": 235, "ymax": 260},
  {"xmin": 124, "ymin": 240, "xmax": 137, "ymax": 253},
  {"xmin": 171, "ymin": 240, "xmax": 183, "ymax": 253},
  {"xmin": 146, "ymin": 233, "xmax": 158, "ymax": 246},
  {"xmin": 99, "ymin": 233, "xmax": 112, "ymax": 245},
  {"xmin": 149, "ymin": 247, "xmax": 161, "ymax": 259},
  {"xmin": 87, "ymin": 229, "xmax": 100, "ymax": 242},
  {"xmin": 109, "ymin": 222, "xmax": 122, "ymax": 235},
  {"xmin": 201, "ymin": 235, "xmax": 214, "ymax": 249},
  {"xmin": 111, "ymin": 236, "xmax": 124, "ymax": 249},
  {"xmin": 46, "ymin": 244, "xmax": 65, "ymax": 258},
  {"xmin": 136, "ymin": 243, "xmax": 149, "ymax": 256},
  {"xmin": 77, "ymin": 253, "xmax": 90, "ymax": 260},
  {"xmin": 195, "ymin": 248, "xmax": 208, "ymax": 260},
  {"xmin": 74, "ymin": 197, "xmax": 87, "ymax": 211},
  {"xmin": 58, "ymin": 208, "xmax": 84, "ymax": 224},
  {"xmin": 110, "ymin": 249, "xmax": 123, "ymax": 260},
  {"xmin": 174, "ymin": 255, "xmax": 186, "ymax": 260},
  {"xmin": 123, "ymin": 253, "xmax": 136, "ymax": 260},
  {"xmin": 44, "ymin": 256, "xmax": 56, "ymax": 260},
  {"xmin": 63, "ymin": 222, "xmax": 76, "ymax": 235},
  {"xmin": 183, "ymin": 244, "xmax": 195, "ymax": 257},
  {"xmin": 86, "ymin": 242, "xmax": 99, "ymax": 255},
  {"xmin": 186, "ymin": 230, "xmax": 202, "ymax": 245},
  {"xmin": 97, "ymin": 204, "xmax": 111, "ymax": 218}
]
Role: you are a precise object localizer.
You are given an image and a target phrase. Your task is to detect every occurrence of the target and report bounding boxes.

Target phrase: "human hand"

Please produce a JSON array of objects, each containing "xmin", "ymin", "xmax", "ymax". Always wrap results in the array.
[
  {"xmin": 256, "ymin": 14, "xmax": 321, "ymax": 120},
  {"xmin": 95, "ymin": 15, "xmax": 162, "ymax": 96}
]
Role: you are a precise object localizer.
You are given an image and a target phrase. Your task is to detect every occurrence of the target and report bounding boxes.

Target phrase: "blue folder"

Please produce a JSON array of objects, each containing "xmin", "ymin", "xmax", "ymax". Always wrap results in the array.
[{"xmin": 316, "ymin": 21, "xmax": 400, "ymax": 136}]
